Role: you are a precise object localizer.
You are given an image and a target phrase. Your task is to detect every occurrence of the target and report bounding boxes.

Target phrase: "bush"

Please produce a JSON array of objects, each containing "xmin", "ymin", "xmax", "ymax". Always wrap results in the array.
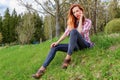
[
  {"xmin": 104, "ymin": 18, "xmax": 120, "ymax": 34},
  {"xmin": 0, "ymin": 32, "xmax": 3, "ymax": 43}
]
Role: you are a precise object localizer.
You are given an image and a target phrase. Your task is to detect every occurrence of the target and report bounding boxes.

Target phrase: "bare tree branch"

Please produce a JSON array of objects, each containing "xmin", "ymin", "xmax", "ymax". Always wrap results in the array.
[
  {"xmin": 59, "ymin": 0, "xmax": 67, "ymax": 7},
  {"xmin": 34, "ymin": 0, "xmax": 55, "ymax": 17},
  {"xmin": 17, "ymin": 0, "xmax": 45, "ymax": 14},
  {"xmin": 48, "ymin": 0, "xmax": 56, "ymax": 10}
]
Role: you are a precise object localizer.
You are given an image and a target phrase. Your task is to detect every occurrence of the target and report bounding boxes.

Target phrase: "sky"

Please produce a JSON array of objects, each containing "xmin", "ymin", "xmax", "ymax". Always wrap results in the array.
[
  {"xmin": 0, "ymin": 0, "xmax": 108, "ymax": 17},
  {"xmin": 0, "ymin": 0, "xmax": 27, "ymax": 16},
  {"xmin": 0, "ymin": 0, "xmax": 45, "ymax": 16}
]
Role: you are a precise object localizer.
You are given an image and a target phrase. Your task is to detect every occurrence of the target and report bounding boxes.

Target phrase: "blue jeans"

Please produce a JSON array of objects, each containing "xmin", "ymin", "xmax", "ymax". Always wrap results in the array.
[{"xmin": 42, "ymin": 29, "xmax": 90, "ymax": 68}]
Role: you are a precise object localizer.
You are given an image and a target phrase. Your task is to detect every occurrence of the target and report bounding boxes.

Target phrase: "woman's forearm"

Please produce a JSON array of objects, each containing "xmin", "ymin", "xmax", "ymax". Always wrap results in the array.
[
  {"xmin": 56, "ymin": 33, "xmax": 67, "ymax": 44},
  {"xmin": 77, "ymin": 18, "xmax": 82, "ymax": 33}
]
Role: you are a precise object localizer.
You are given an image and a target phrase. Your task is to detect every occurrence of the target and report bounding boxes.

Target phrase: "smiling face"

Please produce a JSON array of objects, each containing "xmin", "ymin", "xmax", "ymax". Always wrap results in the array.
[{"xmin": 72, "ymin": 6, "xmax": 83, "ymax": 20}]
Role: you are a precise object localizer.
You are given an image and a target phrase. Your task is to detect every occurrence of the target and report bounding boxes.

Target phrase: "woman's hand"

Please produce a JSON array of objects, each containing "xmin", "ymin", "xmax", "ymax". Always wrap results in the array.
[
  {"xmin": 77, "ymin": 12, "xmax": 84, "ymax": 33},
  {"xmin": 50, "ymin": 42, "xmax": 59, "ymax": 48},
  {"xmin": 79, "ymin": 13, "xmax": 84, "ymax": 21}
]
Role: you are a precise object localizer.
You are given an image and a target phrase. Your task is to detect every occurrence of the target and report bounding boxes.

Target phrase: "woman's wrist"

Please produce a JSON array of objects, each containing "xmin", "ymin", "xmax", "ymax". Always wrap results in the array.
[
  {"xmin": 79, "ymin": 17, "xmax": 82, "ymax": 22},
  {"xmin": 56, "ymin": 41, "xmax": 60, "ymax": 44}
]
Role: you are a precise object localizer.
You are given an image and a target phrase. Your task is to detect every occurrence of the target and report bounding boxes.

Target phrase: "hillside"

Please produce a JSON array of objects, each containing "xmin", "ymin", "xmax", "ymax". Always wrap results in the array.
[{"xmin": 0, "ymin": 33, "xmax": 120, "ymax": 80}]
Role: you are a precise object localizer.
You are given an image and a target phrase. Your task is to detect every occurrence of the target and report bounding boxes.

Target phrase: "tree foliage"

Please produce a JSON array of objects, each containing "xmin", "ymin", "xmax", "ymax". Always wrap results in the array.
[
  {"xmin": 44, "ymin": 15, "xmax": 56, "ymax": 40},
  {"xmin": 104, "ymin": 18, "xmax": 120, "ymax": 34},
  {"xmin": 17, "ymin": 0, "xmax": 76, "ymax": 37},
  {"xmin": 0, "ymin": 0, "xmax": 120, "ymax": 45},
  {"xmin": 0, "ymin": 33, "xmax": 2, "ymax": 43},
  {"xmin": 32, "ymin": 13, "xmax": 44, "ymax": 42},
  {"xmin": 108, "ymin": 0, "xmax": 120, "ymax": 20},
  {"xmin": 2, "ymin": 8, "xmax": 11, "ymax": 43},
  {"xmin": 0, "ymin": 8, "xmax": 44, "ymax": 44},
  {"xmin": 16, "ymin": 13, "xmax": 36, "ymax": 44},
  {"xmin": 1, "ymin": 8, "xmax": 20, "ymax": 43},
  {"xmin": 0, "ymin": 15, "xmax": 2, "ymax": 32},
  {"xmin": 9, "ymin": 9, "xmax": 19, "ymax": 42}
]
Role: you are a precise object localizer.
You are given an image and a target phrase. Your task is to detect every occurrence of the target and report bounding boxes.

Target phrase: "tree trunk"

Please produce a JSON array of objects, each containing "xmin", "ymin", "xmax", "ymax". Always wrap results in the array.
[
  {"xmin": 49, "ymin": 15, "xmax": 52, "ymax": 40},
  {"xmin": 93, "ymin": 0, "xmax": 97, "ymax": 34},
  {"xmin": 55, "ymin": 0, "xmax": 60, "ymax": 37},
  {"xmin": 64, "ymin": 16, "xmax": 67, "ymax": 30}
]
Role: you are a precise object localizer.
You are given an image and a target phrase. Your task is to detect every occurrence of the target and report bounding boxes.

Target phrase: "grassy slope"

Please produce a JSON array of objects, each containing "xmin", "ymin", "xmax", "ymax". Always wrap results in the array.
[{"xmin": 0, "ymin": 33, "xmax": 120, "ymax": 80}]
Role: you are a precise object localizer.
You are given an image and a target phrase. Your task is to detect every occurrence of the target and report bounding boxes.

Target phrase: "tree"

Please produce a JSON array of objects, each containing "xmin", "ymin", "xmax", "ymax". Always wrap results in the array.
[
  {"xmin": 114, "ymin": 0, "xmax": 120, "ymax": 18},
  {"xmin": 0, "ymin": 15, "xmax": 2, "ymax": 32},
  {"xmin": 17, "ymin": 0, "xmax": 117, "ymax": 35},
  {"xmin": 43, "ymin": 15, "xmax": 56, "ymax": 40},
  {"xmin": 16, "ymin": 13, "xmax": 36, "ymax": 44},
  {"xmin": 1, "ymin": 8, "xmax": 20, "ymax": 43},
  {"xmin": 93, "ymin": 0, "xmax": 97, "ymax": 34},
  {"xmin": 0, "ymin": 33, "xmax": 2, "ymax": 43},
  {"xmin": 17, "ymin": 0, "xmax": 75, "ymax": 37},
  {"xmin": 108, "ymin": 0, "xmax": 119, "ymax": 20},
  {"xmin": 9, "ymin": 9, "xmax": 19, "ymax": 42},
  {"xmin": 2, "ymin": 8, "xmax": 11, "ymax": 43},
  {"xmin": 32, "ymin": 13, "xmax": 45, "ymax": 42},
  {"xmin": 0, "ymin": 15, "xmax": 2, "ymax": 43},
  {"xmin": 115, "ymin": 8, "xmax": 120, "ymax": 18}
]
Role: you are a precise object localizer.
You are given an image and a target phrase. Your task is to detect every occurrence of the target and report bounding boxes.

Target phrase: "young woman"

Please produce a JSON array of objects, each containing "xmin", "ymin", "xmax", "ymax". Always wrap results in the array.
[{"xmin": 32, "ymin": 4, "xmax": 93, "ymax": 79}]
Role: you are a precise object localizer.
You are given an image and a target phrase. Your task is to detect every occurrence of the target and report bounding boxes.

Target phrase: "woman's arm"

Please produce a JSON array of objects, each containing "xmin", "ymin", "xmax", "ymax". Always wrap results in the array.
[
  {"xmin": 51, "ymin": 32, "xmax": 68, "ymax": 48},
  {"xmin": 77, "ymin": 13, "xmax": 83, "ymax": 33},
  {"xmin": 77, "ymin": 18, "xmax": 82, "ymax": 33}
]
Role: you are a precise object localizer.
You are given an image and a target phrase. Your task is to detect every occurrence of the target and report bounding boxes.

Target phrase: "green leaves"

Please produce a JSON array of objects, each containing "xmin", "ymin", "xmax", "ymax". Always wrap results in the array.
[{"xmin": 104, "ymin": 18, "xmax": 120, "ymax": 34}]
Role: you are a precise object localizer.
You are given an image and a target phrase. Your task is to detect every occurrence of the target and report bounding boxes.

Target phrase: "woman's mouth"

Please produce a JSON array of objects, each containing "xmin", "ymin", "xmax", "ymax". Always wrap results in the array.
[{"xmin": 76, "ymin": 15, "xmax": 80, "ymax": 19}]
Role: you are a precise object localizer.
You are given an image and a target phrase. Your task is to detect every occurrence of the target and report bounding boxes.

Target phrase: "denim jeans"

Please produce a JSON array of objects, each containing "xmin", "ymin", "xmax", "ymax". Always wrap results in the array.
[{"xmin": 42, "ymin": 29, "xmax": 90, "ymax": 68}]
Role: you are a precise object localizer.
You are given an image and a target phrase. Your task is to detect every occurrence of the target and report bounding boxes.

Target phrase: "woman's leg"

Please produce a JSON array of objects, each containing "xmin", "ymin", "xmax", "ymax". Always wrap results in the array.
[
  {"xmin": 40, "ymin": 29, "xmax": 88, "ymax": 70},
  {"xmin": 67, "ymin": 29, "xmax": 90, "ymax": 55},
  {"xmin": 62, "ymin": 29, "xmax": 79, "ymax": 68},
  {"xmin": 32, "ymin": 44, "xmax": 69, "ymax": 79},
  {"xmin": 62, "ymin": 29, "xmax": 90, "ymax": 69},
  {"xmin": 42, "ymin": 44, "xmax": 69, "ymax": 68}
]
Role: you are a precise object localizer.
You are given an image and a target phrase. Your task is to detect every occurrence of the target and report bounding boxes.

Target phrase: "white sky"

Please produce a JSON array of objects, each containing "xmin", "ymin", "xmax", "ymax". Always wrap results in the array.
[
  {"xmin": 0, "ymin": 0, "xmax": 26, "ymax": 16},
  {"xmin": 0, "ymin": 0, "xmax": 45, "ymax": 16}
]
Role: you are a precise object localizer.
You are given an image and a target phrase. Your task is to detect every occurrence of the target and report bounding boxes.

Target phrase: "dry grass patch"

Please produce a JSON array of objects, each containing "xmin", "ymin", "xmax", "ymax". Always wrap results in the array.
[{"xmin": 108, "ymin": 44, "xmax": 120, "ymax": 51}]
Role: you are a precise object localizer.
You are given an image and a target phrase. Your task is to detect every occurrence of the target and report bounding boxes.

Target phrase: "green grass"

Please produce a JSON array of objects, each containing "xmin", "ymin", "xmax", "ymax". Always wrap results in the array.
[{"xmin": 0, "ymin": 33, "xmax": 120, "ymax": 80}]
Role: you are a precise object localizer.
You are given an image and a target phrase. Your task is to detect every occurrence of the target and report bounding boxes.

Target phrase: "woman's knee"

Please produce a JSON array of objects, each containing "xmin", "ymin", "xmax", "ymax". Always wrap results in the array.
[
  {"xmin": 70, "ymin": 29, "xmax": 78, "ymax": 36},
  {"xmin": 50, "ymin": 45, "xmax": 59, "ymax": 52},
  {"xmin": 51, "ymin": 47, "xmax": 57, "ymax": 52},
  {"xmin": 71, "ymin": 29, "xmax": 78, "ymax": 34}
]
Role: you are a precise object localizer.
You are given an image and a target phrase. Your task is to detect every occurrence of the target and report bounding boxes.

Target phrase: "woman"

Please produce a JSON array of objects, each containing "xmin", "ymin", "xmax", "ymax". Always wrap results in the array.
[{"xmin": 32, "ymin": 4, "xmax": 93, "ymax": 79}]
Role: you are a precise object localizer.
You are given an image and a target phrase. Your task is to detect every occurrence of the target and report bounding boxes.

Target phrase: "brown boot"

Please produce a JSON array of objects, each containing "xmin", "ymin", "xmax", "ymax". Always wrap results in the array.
[
  {"xmin": 32, "ymin": 69, "xmax": 45, "ymax": 79},
  {"xmin": 62, "ymin": 59, "xmax": 71, "ymax": 69}
]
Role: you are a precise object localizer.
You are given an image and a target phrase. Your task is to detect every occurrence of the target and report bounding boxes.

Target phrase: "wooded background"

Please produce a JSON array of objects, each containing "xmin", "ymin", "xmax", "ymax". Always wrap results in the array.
[{"xmin": 0, "ymin": 0, "xmax": 120, "ymax": 45}]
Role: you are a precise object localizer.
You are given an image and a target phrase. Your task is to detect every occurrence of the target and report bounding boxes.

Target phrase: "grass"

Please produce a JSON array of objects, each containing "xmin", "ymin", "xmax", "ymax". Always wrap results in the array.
[{"xmin": 0, "ymin": 33, "xmax": 120, "ymax": 80}]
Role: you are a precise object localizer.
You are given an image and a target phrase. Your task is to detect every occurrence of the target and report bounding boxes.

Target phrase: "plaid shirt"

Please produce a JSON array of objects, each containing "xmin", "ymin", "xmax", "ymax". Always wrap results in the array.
[{"xmin": 65, "ymin": 19, "xmax": 92, "ymax": 44}]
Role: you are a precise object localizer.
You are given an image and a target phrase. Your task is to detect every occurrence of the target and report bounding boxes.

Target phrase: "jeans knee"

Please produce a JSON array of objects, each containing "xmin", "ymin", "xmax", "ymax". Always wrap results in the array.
[
  {"xmin": 70, "ymin": 29, "xmax": 77, "ymax": 36},
  {"xmin": 51, "ymin": 46, "xmax": 59, "ymax": 52}
]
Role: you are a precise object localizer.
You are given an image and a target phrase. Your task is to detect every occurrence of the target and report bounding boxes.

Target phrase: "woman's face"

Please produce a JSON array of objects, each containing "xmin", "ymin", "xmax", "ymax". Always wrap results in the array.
[{"xmin": 72, "ymin": 6, "xmax": 83, "ymax": 20}]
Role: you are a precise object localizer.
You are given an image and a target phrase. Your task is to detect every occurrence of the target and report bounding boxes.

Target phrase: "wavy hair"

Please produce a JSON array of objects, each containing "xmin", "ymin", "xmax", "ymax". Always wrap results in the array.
[{"xmin": 67, "ymin": 4, "xmax": 85, "ymax": 30}]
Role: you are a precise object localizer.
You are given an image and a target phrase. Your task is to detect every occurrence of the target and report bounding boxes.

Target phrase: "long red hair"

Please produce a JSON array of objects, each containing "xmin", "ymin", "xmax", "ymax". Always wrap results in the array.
[{"xmin": 67, "ymin": 4, "xmax": 85, "ymax": 30}]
